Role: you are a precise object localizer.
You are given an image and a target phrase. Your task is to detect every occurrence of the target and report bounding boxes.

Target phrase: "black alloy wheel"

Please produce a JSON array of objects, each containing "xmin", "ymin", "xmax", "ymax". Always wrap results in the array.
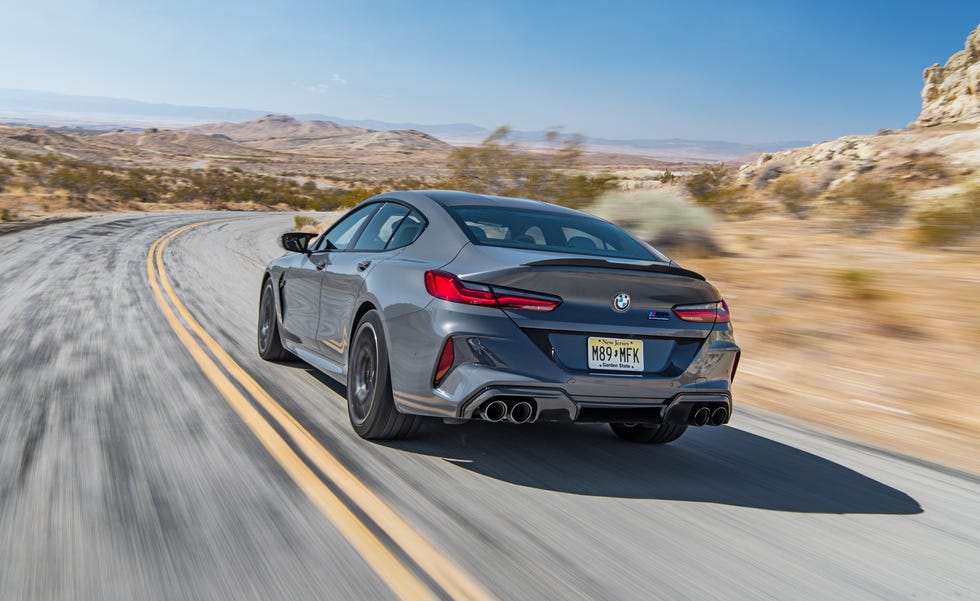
[
  {"xmin": 347, "ymin": 310, "xmax": 422, "ymax": 440},
  {"xmin": 258, "ymin": 278, "xmax": 291, "ymax": 362}
]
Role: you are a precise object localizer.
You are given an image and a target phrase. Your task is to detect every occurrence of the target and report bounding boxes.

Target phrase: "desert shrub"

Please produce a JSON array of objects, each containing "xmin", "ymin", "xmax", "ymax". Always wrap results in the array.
[
  {"xmin": 0, "ymin": 208, "xmax": 10, "ymax": 221},
  {"xmin": 834, "ymin": 269, "xmax": 883, "ymax": 300},
  {"xmin": 4, "ymin": 152, "xmax": 373, "ymax": 211},
  {"xmin": 648, "ymin": 228, "xmax": 721, "ymax": 257},
  {"xmin": 771, "ymin": 175, "xmax": 816, "ymax": 218},
  {"xmin": 912, "ymin": 188, "xmax": 980, "ymax": 246},
  {"xmin": 691, "ymin": 183, "xmax": 761, "ymax": 218},
  {"xmin": 682, "ymin": 164, "xmax": 759, "ymax": 217},
  {"xmin": 103, "ymin": 168, "xmax": 166, "ymax": 202},
  {"xmin": 307, "ymin": 188, "xmax": 349, "ymax": 211},
  {"xmin": 894, "ymin": 151, "xmax": 948, "ymax": 181},
  {"xmin": 49, "ymin": 162, "xmax": 103, "ymax": 198},
  {"xmin": 381, "ymin": 176, "xmax": 427, "ymax": 190},
  {"xmin": 342, "ymin": 187, "xmax": 381, "ymax": 207},
  {"xmin": 294, "ymin": 215, "xmax": 319, "ymax": 230},
  {"xmin": 684, "ymin": 164, "xmax": 730, "ymax": 199},
  {"xmin": 829, "ymin": 179, "xmax": 906, "ymax": 224},
  {"xmin": 590, "ymin": 189, "xmax": 719, "ymax": 257},
  {"xmin": 657, "ymin": 169, "xmax": 677, "ymax": 184},
  {"xmin": 0, "ymin": 163, "xmax": 12, "ymax": 192},
  {"xmin": 444, "ymin": 126, "xmax": 614, "ymax": 208}
]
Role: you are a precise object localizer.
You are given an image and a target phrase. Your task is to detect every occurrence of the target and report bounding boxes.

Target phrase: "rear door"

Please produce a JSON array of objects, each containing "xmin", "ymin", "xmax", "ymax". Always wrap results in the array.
[
  {"xmin": 316, "ymin": 202, "xmax": 417, "ymax": 366},
  {"xmin": 282, "ymin": 203, "xmax": 377, "ymax": 351}
]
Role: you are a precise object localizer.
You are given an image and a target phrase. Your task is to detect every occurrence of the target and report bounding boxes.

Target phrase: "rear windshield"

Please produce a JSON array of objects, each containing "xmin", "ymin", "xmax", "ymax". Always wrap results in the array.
[{"xmin": 446, "ymin": 205, "xmax": 664, "ymax": 261}]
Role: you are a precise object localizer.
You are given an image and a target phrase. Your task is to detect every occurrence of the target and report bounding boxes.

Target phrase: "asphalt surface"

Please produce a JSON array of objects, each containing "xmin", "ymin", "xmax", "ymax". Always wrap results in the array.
[{"xmin": 0, "ymin": 212, "xmax": 977, "ymax": 601}]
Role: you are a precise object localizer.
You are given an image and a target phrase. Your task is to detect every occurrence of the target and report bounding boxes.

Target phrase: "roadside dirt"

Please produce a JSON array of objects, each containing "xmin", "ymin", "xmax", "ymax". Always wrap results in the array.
[{"xmin": 680, "ymin": 216, "xmax": 980, "ymax": 475}]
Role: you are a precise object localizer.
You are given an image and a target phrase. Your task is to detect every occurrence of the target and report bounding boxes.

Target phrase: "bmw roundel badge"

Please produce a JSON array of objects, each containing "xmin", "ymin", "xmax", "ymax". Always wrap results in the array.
[{"xmin": 613, "ymin": 293, "xmax": 631, "ymax": 312}]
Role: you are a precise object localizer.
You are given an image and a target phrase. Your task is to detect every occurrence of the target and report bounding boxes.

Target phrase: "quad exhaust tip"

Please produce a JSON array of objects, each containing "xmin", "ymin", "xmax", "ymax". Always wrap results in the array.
[
  {"xmin": 692, "ymin": 407, "xmax": 711, "ymax": 427},
  {"xmin": 711, "ymin": 406, "xmax": 729, "ymax": 426},
  {"xmin": 509, "ymin": 401, "xmax": 533, "ymax": 424},
  {"xmin": 481, "ymin": 400, "xmax": 508, "ymax": 422}
]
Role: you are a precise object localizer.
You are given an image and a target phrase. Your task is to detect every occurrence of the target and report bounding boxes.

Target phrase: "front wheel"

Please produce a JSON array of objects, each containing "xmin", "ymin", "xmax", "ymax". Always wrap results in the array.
[
  {"xmin": 347, "ymin": 310, "xmax": 422, "ymax": 440},
  {"xmin": 609, "ymin": 422, "xmax": 687, "ymax": 444},
  {"xmin": 258, "ymin": 278, "xmax": 292, "ymax": 362}
]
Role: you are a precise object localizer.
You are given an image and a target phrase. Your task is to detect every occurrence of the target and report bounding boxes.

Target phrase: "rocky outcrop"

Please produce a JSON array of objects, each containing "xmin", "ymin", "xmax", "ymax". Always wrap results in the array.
[{"xmin": 916, "ymin": 24, "xmax": 980, "ymax": 126}]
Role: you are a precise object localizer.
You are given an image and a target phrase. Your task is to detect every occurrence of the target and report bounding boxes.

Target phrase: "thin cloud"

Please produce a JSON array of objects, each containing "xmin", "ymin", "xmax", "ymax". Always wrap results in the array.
[
  {"xmin": 307, "ymin": 83, "xmax": 330, "ymax": 94},
  {"xmin": 331, "ymin": 73, "xmax": 348, "ymax": 85}
]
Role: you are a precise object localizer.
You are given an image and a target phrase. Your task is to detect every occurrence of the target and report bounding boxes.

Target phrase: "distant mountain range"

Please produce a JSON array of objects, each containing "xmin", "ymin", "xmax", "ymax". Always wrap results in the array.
[{"xmin": 0, "ymin": 88, "xmax": 809, "ymax": 162}]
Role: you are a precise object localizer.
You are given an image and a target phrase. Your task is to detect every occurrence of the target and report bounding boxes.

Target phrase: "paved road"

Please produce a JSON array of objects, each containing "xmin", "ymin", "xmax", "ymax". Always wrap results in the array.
[{"xmin": 1, "ymin": 212, "xmax": 977, "ymax": 601}]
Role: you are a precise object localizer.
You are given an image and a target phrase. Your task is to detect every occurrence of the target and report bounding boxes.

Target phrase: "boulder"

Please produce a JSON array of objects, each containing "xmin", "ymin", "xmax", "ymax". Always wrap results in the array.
[{"xmin": 917, "ymin": 24, "xmax": 980, "ymax": 126}]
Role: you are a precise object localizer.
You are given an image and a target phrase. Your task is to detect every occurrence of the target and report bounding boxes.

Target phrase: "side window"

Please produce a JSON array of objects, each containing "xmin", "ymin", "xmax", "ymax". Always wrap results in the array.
[
  {"xmin": 313, "ymin": 204, "xmax": 378, "ymax": 252},
  {"xmin": 353, "ymin": 203, "xmax": 411, "ymax": 251},
  {"xmin": 386, "ymin": 210, "xmax": 426, "ymax": 249}
]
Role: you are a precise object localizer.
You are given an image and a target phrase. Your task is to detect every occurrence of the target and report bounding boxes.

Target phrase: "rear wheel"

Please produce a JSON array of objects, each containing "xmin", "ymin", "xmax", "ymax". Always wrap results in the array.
[
  {"xmin": 609, "ymin": 422, "xmax": 687, "ymax": 444},
  {"xmin": 258, "ymin": 278, "xmax": 292, "ymax": 362},
  {"xmin": 347, "ymin": 310, "xmax": 422, "ymax": 440}
]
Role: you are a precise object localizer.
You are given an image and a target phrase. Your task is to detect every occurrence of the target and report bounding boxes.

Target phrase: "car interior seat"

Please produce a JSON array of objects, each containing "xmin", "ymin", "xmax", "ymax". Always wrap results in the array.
[{"xmin": 567, "ymin": 235, "xmax": 598, "ymax": 250}]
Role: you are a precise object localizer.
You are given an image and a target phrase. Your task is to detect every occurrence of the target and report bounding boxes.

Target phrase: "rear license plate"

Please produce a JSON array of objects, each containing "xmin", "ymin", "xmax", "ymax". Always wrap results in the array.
[{"xmin": 587, "ymin": 337, "xmax": 644, "ymax": 371}]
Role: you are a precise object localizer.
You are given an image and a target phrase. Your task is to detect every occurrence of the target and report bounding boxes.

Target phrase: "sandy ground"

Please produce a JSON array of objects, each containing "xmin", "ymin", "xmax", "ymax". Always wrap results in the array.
[{"xmin": 680, "ymin": 216, "xmax": 980, "ymax": 475}]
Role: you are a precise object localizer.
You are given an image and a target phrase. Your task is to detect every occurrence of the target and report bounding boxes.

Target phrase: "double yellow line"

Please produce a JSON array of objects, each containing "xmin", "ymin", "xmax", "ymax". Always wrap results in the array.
[{"xmin": 147, "ymin": 220, "xmax": 496, "ymax": 601}]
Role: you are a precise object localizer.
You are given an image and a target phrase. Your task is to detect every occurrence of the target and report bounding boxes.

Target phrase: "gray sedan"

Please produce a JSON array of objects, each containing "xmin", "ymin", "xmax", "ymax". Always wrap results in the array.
[{"xmin": 258, "ymin": 191, "xmax": 739, "ymax": 442}]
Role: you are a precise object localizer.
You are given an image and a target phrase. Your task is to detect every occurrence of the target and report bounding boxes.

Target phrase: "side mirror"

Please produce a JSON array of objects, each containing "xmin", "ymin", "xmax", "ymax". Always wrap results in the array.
[{"xmin": 281, "ymin": 232, "xmax": 317, "ymax": 253}]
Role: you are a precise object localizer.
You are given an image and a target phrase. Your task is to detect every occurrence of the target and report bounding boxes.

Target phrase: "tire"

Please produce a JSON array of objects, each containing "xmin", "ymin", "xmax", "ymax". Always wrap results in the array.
[
  {"xmin": 347, "ymin": 310, "xmax": 422, "ymax": 440},
  {"xmin": 609, "ymin": 422, "xmax": 687, "ymax": 444},
  {"xmin": 257, "ymin": 278, "xmax": 292, "ymax": 362}
]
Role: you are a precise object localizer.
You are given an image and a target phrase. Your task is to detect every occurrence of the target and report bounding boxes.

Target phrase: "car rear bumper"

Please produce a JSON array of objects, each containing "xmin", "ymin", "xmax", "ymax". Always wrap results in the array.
[
  {"xmin": 385, "ymin": 300, "xmax": 739, "ymax": 423},
  {"xmin": 456, "ymin": 385, "xmax": 732, "ymax": 425}
]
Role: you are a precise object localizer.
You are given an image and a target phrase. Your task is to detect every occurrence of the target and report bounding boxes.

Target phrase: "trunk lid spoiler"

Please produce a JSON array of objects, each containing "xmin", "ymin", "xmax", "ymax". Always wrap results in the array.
[{"xmin": 521, "ymin": 257, "xmax": 705, "ymax": 281}]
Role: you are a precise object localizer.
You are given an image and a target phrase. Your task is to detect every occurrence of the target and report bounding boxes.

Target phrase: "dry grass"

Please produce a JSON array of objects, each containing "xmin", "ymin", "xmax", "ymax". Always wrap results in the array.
[
  {"xmin": 770, "ymin": 174, "xmax": 818, "ymax": 218},
  {"xmin": 833, "ymin": 269, "xmax": 884, "ymax": 300},
  {"xmin": 912, "ymin": 187, "xmax": 980, "ymax": 246}
]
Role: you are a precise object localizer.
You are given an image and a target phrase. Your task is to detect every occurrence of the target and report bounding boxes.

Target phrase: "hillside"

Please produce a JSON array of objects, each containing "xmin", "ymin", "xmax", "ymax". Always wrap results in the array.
[
  {"xmin": 721, "ymin": 24, "xmax": 980, "ymax": 245},
  {"xmin": 1, "ymin": 88, "xmax": 808, "ymax": 161},
  {"xmin": 186, "ymin": 114, "xmax": 367, "ymax": 142},
  {"xmin": 0, "ymin": 118, "xmax": 455, "ymax": 184},
  {"xmin": 204, "ymin": 115, "xmax": 457, "ymax": 161}
]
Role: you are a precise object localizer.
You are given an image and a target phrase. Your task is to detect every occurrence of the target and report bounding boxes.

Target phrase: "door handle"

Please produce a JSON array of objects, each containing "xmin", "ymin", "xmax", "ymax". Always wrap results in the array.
[{"xmin": 357, "ymin": 260, "xmax": 372, "ymax": 271}]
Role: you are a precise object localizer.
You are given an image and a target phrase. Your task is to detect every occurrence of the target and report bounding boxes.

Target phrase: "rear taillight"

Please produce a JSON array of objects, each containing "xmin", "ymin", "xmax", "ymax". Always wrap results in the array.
[
  {"xmin": 673, "ymin": 300, "xmax": 731, "ymax": 323},
  {"xmin": 424, "ymin": 270, "xmax": 561, "ymax": 312},
  {"xmin": 433, "ymin": 337, "xmax": 455, "ymax": 386}
]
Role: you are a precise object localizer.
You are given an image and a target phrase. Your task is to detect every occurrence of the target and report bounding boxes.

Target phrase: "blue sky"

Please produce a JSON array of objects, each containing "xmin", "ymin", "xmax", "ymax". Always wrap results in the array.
[{"xmin": 1, "ymin": 0, "xmax": 977, "ymax": 142}]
